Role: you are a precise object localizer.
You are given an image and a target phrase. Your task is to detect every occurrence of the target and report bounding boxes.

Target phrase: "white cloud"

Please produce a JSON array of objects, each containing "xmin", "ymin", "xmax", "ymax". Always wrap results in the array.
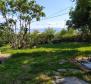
[
  {"xmin": 47, "ymin": 21, "xmax": 66, "ymax": 28},
  {"xmin": 31, "ymin": 20, "xmax": 67, "ymax": 29}
]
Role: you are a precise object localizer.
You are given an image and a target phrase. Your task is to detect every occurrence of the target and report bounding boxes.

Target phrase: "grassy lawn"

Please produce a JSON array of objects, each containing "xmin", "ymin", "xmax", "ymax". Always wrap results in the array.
[{"xmin": 0, "ymin": 42, "xmax": 91, "ymax": 84}]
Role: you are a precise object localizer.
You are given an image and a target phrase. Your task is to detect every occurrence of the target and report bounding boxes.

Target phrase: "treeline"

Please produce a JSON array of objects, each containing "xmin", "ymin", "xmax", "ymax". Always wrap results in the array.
[
  {"xmin": 0, "ymin": 27, "xmax": 91, "ymax": 48},
  {"xmin": 30, "ymin": 28, "xmax": 91, "ymax": 46}
]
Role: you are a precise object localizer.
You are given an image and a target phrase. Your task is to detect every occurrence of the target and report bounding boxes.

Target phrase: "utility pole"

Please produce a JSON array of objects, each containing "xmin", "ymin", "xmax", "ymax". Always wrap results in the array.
[{"xmin": 64, "ymin": 19, "xmax": 66, "ymax": 29}]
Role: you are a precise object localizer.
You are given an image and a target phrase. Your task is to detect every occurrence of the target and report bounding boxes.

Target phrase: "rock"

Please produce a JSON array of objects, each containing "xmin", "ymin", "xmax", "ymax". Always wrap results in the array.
[
  {"xmin": 54, "ymin": 76, "xmax": 61, "ymax": 79},
  {"xmin": 48, "ymin": 62, "xmax": 54, "ymax": 66},
  {"xmin": 68, "ymin": 69, "xmax": 81, "ymax": 73},
  {"xmin": 59, "ymin": 60, "xmax": 67, "ymax": 64},
  {"xmin": 57, "ymin": 69, "xmax": 66, "ymax": 72},
  {"xmin": 82, "ymin": 62, "xmax": 91, "ymax": 70},
  {"xmin": 33, "ymin": 46, "xmax": 37, "ymax": 48},
  {"xmin": 55, "ymin": 77, "xmax": 89, "ymax": 84},
  {"xmin": 55, "ymin": 78, "xmax": 65, "ymax": 84},
  {"xmin": 52, "ymin": 71, "xmax": 60, "ymax": 76}
]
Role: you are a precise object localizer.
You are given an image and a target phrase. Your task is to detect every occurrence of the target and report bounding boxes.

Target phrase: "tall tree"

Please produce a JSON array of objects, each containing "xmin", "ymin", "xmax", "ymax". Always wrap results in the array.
[
  {"xmin": 0, "ymin": 0, "xmax": 45, "ymax": 49},
  {"xmin": 68, "ymin": 0, "xmax": 91, "ymax": 33}
]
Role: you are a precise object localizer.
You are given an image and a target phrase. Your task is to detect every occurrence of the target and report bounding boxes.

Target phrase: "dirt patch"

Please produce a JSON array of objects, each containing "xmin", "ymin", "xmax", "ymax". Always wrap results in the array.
[{"xmin": 0, "ymin": 53, "xmax": 11, "ymax": 63}]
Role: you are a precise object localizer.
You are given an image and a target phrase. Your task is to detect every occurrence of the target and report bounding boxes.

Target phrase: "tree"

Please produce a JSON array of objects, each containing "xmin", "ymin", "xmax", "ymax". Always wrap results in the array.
[
  {"xmin": 57, "ymin": 29, "xmax": 67, "ymax": 39},
  {"xmin": 53, "ymin": 28, "xmax": 77, "ymax": 42},
  {"xmin": 43, "ymin": 28, "xmax": 56, "ymax": 43},
  {"xmin": 30, "ymin": 29, "xmax": 40, "ymax": 46},
  {"xmin": 0, "ymin": 22, "xmax": 13, "ymax": 46},
  {"xmin": 0, "ymin": 0, "xmax": 45, "ymax": 49},
  {"xmin": 68, "ymin": 0, "xmax": 91, "ymax": 34}
]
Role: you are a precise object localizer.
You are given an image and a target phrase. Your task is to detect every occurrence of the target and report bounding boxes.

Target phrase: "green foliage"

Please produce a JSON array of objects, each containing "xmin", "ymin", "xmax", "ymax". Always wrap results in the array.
[
  {"xmin": 30, "ymin": 28, "xmax": 56, "ymax": 46},
  {"xmin": 64, "ymin": 28, "xmax": 76, "ymax": 38},
  {"xmin": 59, "ymin": 28, "xmax": 67, "ymax": 37},
  {"xmin": 30, "ymin": 29, "xmax": 40, "ymax": 46},
  {"xmin": 54, "ymin": 28, "xmax": 76, "ymax": 40},
  {"xmin": 0, "ymin": 23, "xmax": 13, "ymax": 46},
  {"xmin": 43, "ymin": 28, "xmax": 56, "ymax": 43},
  {"xmin": 0, "ymin": 0, "xmax": 45, "ymax": 49},
  {"xmin": 69, "ymin": 0, "xmax": 91, "ymax": 33}
]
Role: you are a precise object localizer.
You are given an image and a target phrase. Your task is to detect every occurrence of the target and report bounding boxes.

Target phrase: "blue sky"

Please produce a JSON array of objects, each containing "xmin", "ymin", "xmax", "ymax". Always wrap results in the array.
[
  {"xmin": 31, "ymin": 0, "xmax": 75, "ymax": 29},
  {"xmin": 0, "ymin": 0, "xmax": 75, "ymax": 30}
]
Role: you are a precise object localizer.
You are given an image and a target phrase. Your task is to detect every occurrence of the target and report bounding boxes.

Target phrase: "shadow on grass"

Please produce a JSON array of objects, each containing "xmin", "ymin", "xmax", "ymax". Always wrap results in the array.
[
  {"xmin": 40, "ymin": 42, "xmax": 91, "ymax": 49},
  {"xmin": 0, "ymin": 47, "xmax": 91, "ymax": 83},
  {"xmin": 0, "ymin": 49, "xmax": 79, "ymax": 83}
]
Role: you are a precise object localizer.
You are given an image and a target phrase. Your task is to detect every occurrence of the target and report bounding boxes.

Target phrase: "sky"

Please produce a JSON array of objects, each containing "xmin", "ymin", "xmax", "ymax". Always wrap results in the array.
[
  {"xmin": 31, "ymin": 0, "xmax": 75, "ymax": 29},
  {"xmin": 0, "ymin": 0, "xmax": 75, "ymax": 31}
]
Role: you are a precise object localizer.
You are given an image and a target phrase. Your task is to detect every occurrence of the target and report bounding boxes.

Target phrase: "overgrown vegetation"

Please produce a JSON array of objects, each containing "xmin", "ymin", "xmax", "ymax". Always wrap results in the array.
[
  {"xmin": 0, "ymin": 0, "xmax": 45, "ymax": 49},
  {"xmin": 67, "ymin": 0, "xmax": 91, "ymax": 40}
]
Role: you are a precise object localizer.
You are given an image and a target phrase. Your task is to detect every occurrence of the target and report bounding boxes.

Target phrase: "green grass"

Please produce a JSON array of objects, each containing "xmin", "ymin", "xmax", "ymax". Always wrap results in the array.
[{"xmin": 0, "ymin": 42, "xmax": 91, "ymax": 84}]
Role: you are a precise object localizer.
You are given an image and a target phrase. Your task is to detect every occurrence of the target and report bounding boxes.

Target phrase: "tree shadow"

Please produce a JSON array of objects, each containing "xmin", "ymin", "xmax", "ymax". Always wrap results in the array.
[
  {"xmin": 39, "ymin": 42, "xmax": 91, "ymax": 50},
  {"xmin": 0, "ymin": 49, "xmax": 79, "ymax": 83},
  {"xmin": 0, "ymin": 48, "xmax": 91, "ymax": 83}
]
